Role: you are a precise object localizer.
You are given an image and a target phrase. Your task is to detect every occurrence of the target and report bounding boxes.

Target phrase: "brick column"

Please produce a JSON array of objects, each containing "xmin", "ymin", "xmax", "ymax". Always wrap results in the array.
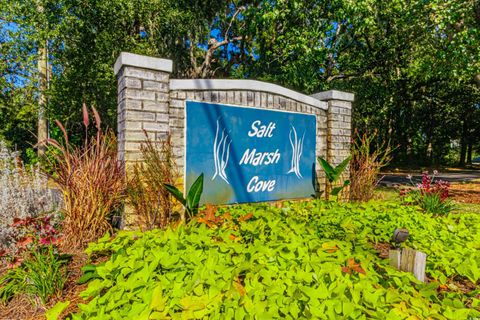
[
  {"xmin": 114, "ymin": 52, "xmax": 173, "ymax": 164},
  {"xmin": 312, "ymin": 90, "xmax": 354, "ymax": 198}
]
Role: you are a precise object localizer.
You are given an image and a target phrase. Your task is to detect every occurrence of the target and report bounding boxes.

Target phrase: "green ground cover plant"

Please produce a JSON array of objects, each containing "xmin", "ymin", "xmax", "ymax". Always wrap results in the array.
[{"xmin": 64, "ymin": 201, "xmax": 479, "ymax": 319}]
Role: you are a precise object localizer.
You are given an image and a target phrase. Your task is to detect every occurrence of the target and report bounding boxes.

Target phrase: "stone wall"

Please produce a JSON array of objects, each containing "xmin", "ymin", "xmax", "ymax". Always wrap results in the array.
[{"xmin": 115, "ymin": 52, "xmax": 353, "ymax": 196}]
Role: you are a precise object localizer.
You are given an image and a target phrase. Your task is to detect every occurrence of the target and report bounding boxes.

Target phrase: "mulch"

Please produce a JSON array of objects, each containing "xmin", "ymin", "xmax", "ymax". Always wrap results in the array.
[{"xmin": 449, "ymin": 180, "xmax": 480, "ymax": 204}]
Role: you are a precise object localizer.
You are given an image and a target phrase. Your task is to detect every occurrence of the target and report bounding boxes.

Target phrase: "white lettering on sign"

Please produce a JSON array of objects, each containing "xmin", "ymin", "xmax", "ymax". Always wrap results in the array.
[
  {"xmin": 246, "ymin": 176, "xmax": 276, "ymax": 192},
  {"xmin": 247, "ymin": 120, "xmax": 276, "ymax": 138},
  {"xmin": 239, "ymin": 149, "xmax": 280, "ymax": 166}
]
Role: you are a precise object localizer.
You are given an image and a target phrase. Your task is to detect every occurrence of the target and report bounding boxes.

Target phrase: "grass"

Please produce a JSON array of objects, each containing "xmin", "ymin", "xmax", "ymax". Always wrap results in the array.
[
  {"xmin": 373, "ymin": 186, "xmax": 400, "ymax": 201},
  {"xmin": 454, "ymin": 202, "xmax": 480, "ymax": 214}
]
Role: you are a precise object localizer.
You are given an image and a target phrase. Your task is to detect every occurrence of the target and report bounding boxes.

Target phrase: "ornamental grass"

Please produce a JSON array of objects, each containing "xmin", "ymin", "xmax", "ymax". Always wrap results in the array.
[
  {"xmin": 46, "ymin": 104, "xmax": 124, "ymax": 248},
  {"xmin": 350, "ymin": 130, "xmax": 393, "ymax": 202},
  {"xmin": 126, "ymin": 132, "xmax": 178, "ymax": 230}
]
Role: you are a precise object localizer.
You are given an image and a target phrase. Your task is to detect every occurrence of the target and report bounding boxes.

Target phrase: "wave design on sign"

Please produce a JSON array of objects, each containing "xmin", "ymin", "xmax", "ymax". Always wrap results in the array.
[
  {"xmin": 212, "ymin": 119, "xmax": 231, "ymax": 184},
  {"xmin": 288, "ymin": 125, "xmax": 305, "ymax": 179}
]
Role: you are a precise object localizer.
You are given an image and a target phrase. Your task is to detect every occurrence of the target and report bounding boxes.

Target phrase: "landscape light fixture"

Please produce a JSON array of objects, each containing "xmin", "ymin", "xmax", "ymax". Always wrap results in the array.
[{"xmin": 392, "ymin": 228, "xmax": 409, "ymax": 249}]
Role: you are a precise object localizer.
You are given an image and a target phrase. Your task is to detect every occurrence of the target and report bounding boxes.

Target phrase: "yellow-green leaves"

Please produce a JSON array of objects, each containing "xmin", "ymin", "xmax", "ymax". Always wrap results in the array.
[{"xmin": 71, "ymin": 201, "xmax": 480, "ymax": 319}]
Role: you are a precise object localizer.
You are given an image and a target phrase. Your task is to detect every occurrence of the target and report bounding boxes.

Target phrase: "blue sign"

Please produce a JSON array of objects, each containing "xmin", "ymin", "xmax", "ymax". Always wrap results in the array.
[{"xmin": 185, "ymin": 101, "xmax": 317, "ymax": 204}]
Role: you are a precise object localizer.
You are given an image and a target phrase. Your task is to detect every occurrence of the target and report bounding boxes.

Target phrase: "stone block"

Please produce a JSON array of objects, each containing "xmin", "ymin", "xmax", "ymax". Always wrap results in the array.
[
  {"xmin": 125, "ymin": 88, "xmax": 155, "ymax": 101},
  {"xmin": 156, "ymin": 92, "xmax": 169, "ymax": 102},
  {"xmin": 247, "ymin": 92, "xmax": 254, "ymax": 106},
  {"xmin": 143, "ymin": 80, "xmax": 168, "ymax": 92},
  {"xmin": 261, "ymin": 92, "xmax": 267, "ymax": 107},
  {"xmin": 171, "ymin": 131, "xmax": 184, "ymax": 140},
  {"xmin": 219, "ymin": 91, "xmax": 227, "ymax": 103},
  {"xmin": 123, "ymin": 99, "xmax": 142, "ymax": 111},
  {"xmin": 126, "ymin": 110, "xmax": 155, "ymax": 121},
  {"xmin": 124, "ymin": 151, "xmax": 144, "ymax": 161},
  {"xmin": 186, "ymin": 91, "xmax": 195, "ymax": 100},
  {"xmin": 177, "ymin": 91, "xmax": 186, "ymax": 100},
  {"xmin": 125, "ymin": 77, "xmax": 142, "ymax": 89},
  {"xmin": 329, "ymin": 128, "xmax": 351, "ymax": 136},
  {"xmin": 204, "ymin": 91, "xmax": 212, "ymax": 101},
  {"xmin": 125, "ymin": 131, "xmax": 149, "ymax": 141},
  {"xmin": 169, "ymin": 99, "xmax": 185, "ymax": 109},
  {"xmin": 120, "ymin": 121, "xmax": 142, "ymax": 131},
  {"xmin": 169, "ymin": 108, "xmax": 184, "ymax": 119},
  {"xmin": 125, "ymin": 141, "xmax": 143, "ymax": 152},
  {"xmin": 329, "ymin": 100, "xmax": 352, "ymax": 109},
  {"xmin": 328, "ymin": 120, "xmax": 351, "ymax": 130},
  {"xmin": 156, "ymin": 113, "xmax": 169, "ymax": 123},
  {"xmin": 169, "ymin": 118, "xmax": 184, "ymax": 128},
  {"xmin": 143, "ymin": 101, "xmax": 168, "ymax": 113},
  {"xmin": 234, "ymin": 91, "xmax": 242, "ymax": 105},
  {"xmin": 273, "ymin": 96, "xmax": 280, "ymax": 108},
  {"xmin": 267, "ymin": 94, "xmax": 274, "ymax": 107},
  {"xmin": 329, "ymin": 105, "xmax": 351, "ymax": 115},
  {"xmin": 330, "ymin": 135, "xmax": 351, "ymax": 143},
  {"xmin": 227, "ymin": 91, "xmax": 235, "ymax": 104},
  {"xmin": 241, "ymin": 91, "xmax": 248, "ymax": 105},
  {"xmin": 155, "ymin": 132, "xmax": 169, "ymax": 141},
  {"xmin": 123, "ymin": 67, "xmax": 157, "ymax": 81},
  {"xmin": 254, "ymin": 92, "xmax": 261, "ymax": 107},
  {"xmin": 143, "ymin": 122, "xmax": 169, "ymax": 132},
  {"xmin": 328, "ymin": 113, "xmax": 344, "ymax": 121}
]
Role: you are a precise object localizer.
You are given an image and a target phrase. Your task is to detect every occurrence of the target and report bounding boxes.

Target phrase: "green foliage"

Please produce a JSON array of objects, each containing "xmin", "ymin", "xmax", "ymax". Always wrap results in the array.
[
  {"xmin": 70, "ymin": 201, "xmax": 480, "ymax": 319},
  {"xmin": 0, "ymin": 246, "xmax": 70, "ymax": 305},
  {"xmin": 163, "ymin": 173, "xmax": 204, "ymax": 219},
  {"xmin": 318, "ymin": 156, "xmax": 351, "ymax": 199},
  {"xmin": 318, "ymin": 157, "xmax": 351, "ymax": 183},
  {"xmin": 46, "ymin": 300, "xmax": 71, "ymax": 320}
]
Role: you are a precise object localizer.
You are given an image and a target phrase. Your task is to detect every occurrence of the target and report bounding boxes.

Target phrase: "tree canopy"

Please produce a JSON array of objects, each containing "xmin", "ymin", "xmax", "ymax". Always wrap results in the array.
[{"xmin": 1, "ymin": 0, "xmax": 479, "ymax": 165}]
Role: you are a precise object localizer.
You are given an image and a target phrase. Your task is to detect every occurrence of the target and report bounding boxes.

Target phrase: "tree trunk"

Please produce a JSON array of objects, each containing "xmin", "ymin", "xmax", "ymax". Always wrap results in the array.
[
  {"xmin": 467, "ymin": 141, "xmax": 473, "ymax": 165},
  {"xmin": 458, "ymin": 119, "xmax": 468, "ymax": 167},
  {"xmin": 37, "ymin": 42, "xmax": 48, "ymax": 156},
  {"xmin": 36, "ymin": 2, "xmax": 48, "ymax": 156}
]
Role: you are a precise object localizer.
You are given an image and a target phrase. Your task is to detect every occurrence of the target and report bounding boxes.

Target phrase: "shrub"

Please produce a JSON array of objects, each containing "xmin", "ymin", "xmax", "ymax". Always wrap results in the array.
[
  {"xmin": 350, "ymin": 130, "xmax": 392, "ymax": 202},
  {"xmin": 126, "ymin": 133, "xmax": 179, "ymax": 229},
  {"xmin": 0, "ymin": 141, "xmax": 61, "ymax": 254},
  {"xmin": 401, "ymin": 171, "xmax": 454, "ymax": 215},
  {"xmin": 45, "ymin": 104, "xmax": 124, "ymax": 248},
  {"xmin": 0, "ymin": 214, "xmax": 62, "ymax": 268}
]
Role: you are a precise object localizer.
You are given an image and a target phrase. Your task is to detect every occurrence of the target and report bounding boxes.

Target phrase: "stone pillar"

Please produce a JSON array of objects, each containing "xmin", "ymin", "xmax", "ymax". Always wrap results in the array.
[
  {"xmin": 114, "ymin": 52, "xmax": 173, "ymax": 164},
  {"xmin": 312, "ymin": 90, "xmax": 354, "ymax": 197}
]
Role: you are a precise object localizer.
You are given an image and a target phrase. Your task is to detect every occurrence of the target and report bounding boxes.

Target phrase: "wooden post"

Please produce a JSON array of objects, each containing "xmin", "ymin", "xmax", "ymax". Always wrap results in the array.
[
  {"xmin": 389, "ymin": 250, "xmax": 401, "ymax": 269},
  {"xmin": 388, "ymin": 248, "xmax": 427, "ymax": 282}
]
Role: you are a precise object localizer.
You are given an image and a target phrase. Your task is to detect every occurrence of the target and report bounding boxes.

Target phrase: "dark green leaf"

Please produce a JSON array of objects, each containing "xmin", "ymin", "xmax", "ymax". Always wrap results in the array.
[
  {"xmin": 186, "ymin": 173, "xmax": 204, "ymax": 217},
  {"xmin": 163, "ymin": 184, "xmax": 186, "ymax": 206}
]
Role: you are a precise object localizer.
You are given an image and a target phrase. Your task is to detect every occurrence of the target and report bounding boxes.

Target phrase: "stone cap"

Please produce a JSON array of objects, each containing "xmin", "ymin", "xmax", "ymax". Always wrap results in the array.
[
  {"xmin": 311, "ymin": 90, "xmax": 355, "ymax": 102},
  {"xmin": 170, "ymin": 79, "xmax": 328, "ymax": 110},
  {"xmin": 114, "ymin": 52, "xmax": 173, "ymax": 75}
]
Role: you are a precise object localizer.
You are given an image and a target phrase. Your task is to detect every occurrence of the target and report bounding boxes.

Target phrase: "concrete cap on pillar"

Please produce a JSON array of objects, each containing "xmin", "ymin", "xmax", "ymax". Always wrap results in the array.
[
  {"xmin": 114, "ymin": 52, "xmax": 173, "ymax": 75},
  {"xmin": 311, "ymin": 90, "xmax": 355, "ymax": 102}
]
